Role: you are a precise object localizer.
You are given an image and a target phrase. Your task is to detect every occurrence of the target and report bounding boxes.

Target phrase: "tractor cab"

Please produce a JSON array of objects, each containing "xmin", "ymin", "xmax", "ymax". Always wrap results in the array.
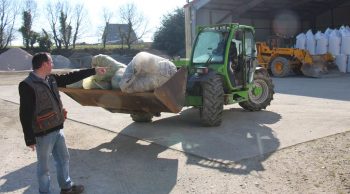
[{"xmin": 189, "ymin": 24, "xmax": 256, "ymax": 91}]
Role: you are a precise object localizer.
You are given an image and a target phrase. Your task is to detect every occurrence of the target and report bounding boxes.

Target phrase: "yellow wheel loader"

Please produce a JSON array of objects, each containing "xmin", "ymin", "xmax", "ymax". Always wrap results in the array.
[{"xmin": 256, "ymin": 42, "xmax": 334, "ymax": 77}]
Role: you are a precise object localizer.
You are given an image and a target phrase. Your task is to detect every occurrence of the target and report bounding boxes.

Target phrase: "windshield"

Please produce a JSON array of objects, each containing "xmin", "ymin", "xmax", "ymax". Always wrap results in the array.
[
  {"xmin": 192, "ymin": 30, "xmax": 228, "ymax": 64},
  {"xmin": 245, "ymin": 31, "xmax": 255, "ymax": 57}
]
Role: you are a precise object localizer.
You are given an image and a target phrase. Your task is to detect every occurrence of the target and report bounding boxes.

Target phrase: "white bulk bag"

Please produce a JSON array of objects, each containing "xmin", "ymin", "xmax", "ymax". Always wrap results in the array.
[
  {"xmin": 91, "ymin": 54, "xmax": 126, "ymax": 81},
  {"xmin": 328, "ymin": 30, "xmax": 341, "ymax": 56},
  {"xmin": 306, "ymin": 30, "xmax": 316, "ymax": 55},
  {"xmin": 315, "ymin": 31, "xmax": 328, "ymax": 55},
  {"xmin": 347, "ymin": 55, "xmax": 350, "ymax": 73},
  {"xmin": 324, "ymin": 28, "xmax": 333, "ymax": 37},
  {"xmin": 339, "ymin": 25, "xmax": 346, "ymax": 32},
  {"xmin": 295, "ymin": 33, "xmax": 306, "ymax": 49},
  {"xmin": 120, "ymin": 52, "xmax": 177, "ymax": 93},
  {"xmin": 340, "ymin": 30, "xmax": 350, "ymax": 55},
  {"xmin": 336, "ymin": 54, "xmax": 347, "ymax": 73}
]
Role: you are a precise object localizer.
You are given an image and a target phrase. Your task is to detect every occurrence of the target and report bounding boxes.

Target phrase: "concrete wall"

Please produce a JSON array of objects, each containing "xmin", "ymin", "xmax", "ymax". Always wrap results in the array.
[{"xmin": 315, "ymin": 3, "xmax": 350, "ymax": 31}]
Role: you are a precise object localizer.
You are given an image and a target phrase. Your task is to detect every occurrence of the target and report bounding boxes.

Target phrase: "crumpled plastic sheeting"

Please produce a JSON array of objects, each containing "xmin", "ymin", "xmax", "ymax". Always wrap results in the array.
[
  {"xmin": 120, "ymin": 52, "xmax": 177, "ymax": 93},
  {"xmin": 91, "ymin": 54, "xmax": 126, "ymax": 81},
  {"xmin": 111, "ymin": 67, "xmax": 126, "ymax": 89},
  {"xmin": 82, "ymin": 76, "xmax": 112, "ymax": 90}
]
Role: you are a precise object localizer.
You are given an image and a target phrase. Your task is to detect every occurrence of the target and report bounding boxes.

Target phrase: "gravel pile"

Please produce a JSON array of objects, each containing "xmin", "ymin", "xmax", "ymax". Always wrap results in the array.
[
  {"xmin": 0, "ymin": 48, "xmax": 32, "ymax": 71},
  {"xmin": 52, "ymin": 55, "xmax": 72, "ymax": 69}
]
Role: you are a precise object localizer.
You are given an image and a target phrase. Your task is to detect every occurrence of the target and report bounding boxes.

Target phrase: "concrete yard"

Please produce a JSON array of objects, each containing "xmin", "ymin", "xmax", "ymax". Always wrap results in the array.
[{"xmin": 0, "ymin": 71, "xmax": 349, "ymax": 194}]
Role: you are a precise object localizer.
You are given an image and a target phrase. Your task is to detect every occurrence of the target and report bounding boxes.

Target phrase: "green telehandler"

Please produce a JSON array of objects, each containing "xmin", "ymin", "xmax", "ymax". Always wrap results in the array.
[{"xmin": 60, "ymin": 23, "xmax": 274, "ymax": 126}]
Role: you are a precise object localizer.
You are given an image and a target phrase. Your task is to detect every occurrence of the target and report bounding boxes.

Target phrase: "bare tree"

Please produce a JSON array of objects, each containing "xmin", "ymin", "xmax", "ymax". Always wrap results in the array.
[
  {"xmin": 0, "ymin": 0, "xmax": 20, "ymax": 49},
  {"xmin": 46, "ymin": 1, "xmax": 63, "ymax": 49},
  {"xmin": 24, "ymin": 0, "xmax": 37, "ymax": 20},
  {"xmin": 101, "ymin": 8, "xmax": 113, "ymax": 48},
  {"xmin": 38, "ymin": 29, "xmax": 52, "ymax": 51},
  {"xmin": 19, "ymin": 11, "xmax": 32, "ymax": 48},
  {"xmin": 59, "ymin": 9, "xmax": 72, "ymax": 49},
  {"xmin": 19, "ymin": 0, "xmax": 37, "ymax": 49},
  {"xmin": 46, "ymin": 1, "xmax": 74, "ymax": 50},
  {"xmin": 71, "ymin": 3, "xmax": 87, "ymax": 48},
  {"xmin": 119, "ymin": 3, "xmax": 148, "ymax": 49}
]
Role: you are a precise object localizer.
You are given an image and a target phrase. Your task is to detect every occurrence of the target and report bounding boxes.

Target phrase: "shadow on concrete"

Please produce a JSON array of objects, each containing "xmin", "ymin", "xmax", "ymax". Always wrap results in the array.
[
  {"xmin": 272, "ymin": 73, "xmax": 350, "ymax": 101},
  {"xmin": 0, "ymin": 163, "xmax": 37, "ymax": 194},
  {"xmin": 121, "ymin": 107, "xmax": 281, "ymax": 175},
  {"xmin": 0, "ymin": 134, "xmax": 178, "ymax": 194},
  {"xmin": 0, "ymin": 107, "xmax": 280, "ymax": 193}
]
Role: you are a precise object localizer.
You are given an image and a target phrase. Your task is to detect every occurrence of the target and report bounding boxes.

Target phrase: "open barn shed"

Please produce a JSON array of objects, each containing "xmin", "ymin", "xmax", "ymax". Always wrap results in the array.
[{"xmin": 184, "ymin": 0, "xmax": 350, "ymax": 57}]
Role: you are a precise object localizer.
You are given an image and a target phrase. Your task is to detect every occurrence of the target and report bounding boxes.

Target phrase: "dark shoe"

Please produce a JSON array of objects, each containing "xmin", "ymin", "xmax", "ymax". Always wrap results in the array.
[{"xmin": 60, "ymin": 185, "xmax": 84, "ymax": 194}]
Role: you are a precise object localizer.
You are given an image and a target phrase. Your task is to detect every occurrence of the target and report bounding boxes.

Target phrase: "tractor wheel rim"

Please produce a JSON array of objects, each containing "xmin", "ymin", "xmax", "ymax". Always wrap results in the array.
[
  {"xmin": 275, "ymin": 62, "xmax": 283, "ymax": 74},
  {"xmin": 249, "ymin": 79, "xmax": 269, "ymax": 104}
]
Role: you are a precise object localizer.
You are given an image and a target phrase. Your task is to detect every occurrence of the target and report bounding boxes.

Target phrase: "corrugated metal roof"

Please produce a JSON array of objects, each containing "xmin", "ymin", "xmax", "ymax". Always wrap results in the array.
[{"xmin": 191, "ymin": 0, "xmax": 349, "ymax": 21}]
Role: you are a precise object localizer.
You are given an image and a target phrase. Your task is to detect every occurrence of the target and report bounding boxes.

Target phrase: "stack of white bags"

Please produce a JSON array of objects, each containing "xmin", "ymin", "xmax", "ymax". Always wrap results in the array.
[
  {"xmin": 295, "ymin": 26, "xmax": 350, "ymax": 73},
  {"xmin": 67, "ymin": 52, "xmax": 177, "ymax": 93}
]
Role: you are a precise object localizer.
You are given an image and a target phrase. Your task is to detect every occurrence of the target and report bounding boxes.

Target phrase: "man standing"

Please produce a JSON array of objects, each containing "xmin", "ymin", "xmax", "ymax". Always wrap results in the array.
[{"xmin": 19, "ymin": 52, "xmax": 106, "ymax": 194}]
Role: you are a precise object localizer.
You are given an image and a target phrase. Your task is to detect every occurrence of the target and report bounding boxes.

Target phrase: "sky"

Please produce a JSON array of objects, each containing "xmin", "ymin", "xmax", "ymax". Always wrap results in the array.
[{"xmin": 14, "ymin": 0, "xmax": 187, "ymax": 45}]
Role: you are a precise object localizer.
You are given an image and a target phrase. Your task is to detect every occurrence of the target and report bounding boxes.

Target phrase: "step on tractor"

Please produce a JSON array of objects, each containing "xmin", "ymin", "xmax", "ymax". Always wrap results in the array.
[{"xmin": 60, "ymin": 23, "xmax": 274, "ymax": 127}]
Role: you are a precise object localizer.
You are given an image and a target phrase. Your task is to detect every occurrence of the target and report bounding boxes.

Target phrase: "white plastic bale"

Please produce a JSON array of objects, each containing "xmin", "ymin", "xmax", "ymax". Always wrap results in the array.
[
  {"xmin": 347, "ymin": 55, "xmax": 350, "ymax": 73},
  {"xmin": 82, "ymin": 76, "xmax": 112, "ymax": 90},
  {"xmin": 328, "ymin": 30, "xmax": 341, "ymax": 56},
  {"xmin": 111, "ymin": 67, "xmax": 126, "ymax": 89},
  {"xmin": 335, "ymin": 54, "xmax": 347, "ymax": 73},
  {"xmin": 339, "ymin": 25, "xmax": 347, "ymax": 32},
  {"xmin": 324, "ymin": 28, "xmax": 333, "ymax": 37},
  {"xmin": 340, "ymin": 30, "xmax": 350, "ymax": 55},
  {"xmin": 315, "ymin": 31, "xmax": 328, "ymax": 55},
  {"xmin": 91, "ymin": 54, "xmax": 126, "ymax": 81},
  {"xmin": 132, "ymin": 52, "xmax": 164, "ymax": 74},
  {"xmin": 119, "ymin": 52, "xmax": 177, "ymax": 93},
  {"xmin": 295, "ymin": 33, "xmax": 306, "ymax": 49},
  {"xmin": 122, "ymin": 75, "xmax": 161, "ymax": 93},
  {"xmin": 306, "ymin": 30, "xmax": 316, "ymax": 55}
]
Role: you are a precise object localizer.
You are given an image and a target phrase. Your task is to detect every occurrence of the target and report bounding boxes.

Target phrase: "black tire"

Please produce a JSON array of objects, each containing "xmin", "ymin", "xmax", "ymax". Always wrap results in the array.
[
  {"xmin": 292, "ymin": 65, "xmax": 303, "ymax": 75},
  {"xmin": 130, "ymin": 112, "xmax": 153, "ymax": 122},
  {"xmin": 200, "ymin": 75, "xmax": 224, "ymax": 126},
  {"xmin": 270, "ymin": 57, "xmax": 291, "ymax": 77},
  {"xmin": 239, "ymin": 71, "xmax": 274, "ymax": 111}
]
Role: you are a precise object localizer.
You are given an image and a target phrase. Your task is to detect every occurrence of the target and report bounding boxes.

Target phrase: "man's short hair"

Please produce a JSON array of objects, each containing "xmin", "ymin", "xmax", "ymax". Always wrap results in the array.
[{"xmin": 32, "ymin": 52, "xmax": 50, "ymax": 70}]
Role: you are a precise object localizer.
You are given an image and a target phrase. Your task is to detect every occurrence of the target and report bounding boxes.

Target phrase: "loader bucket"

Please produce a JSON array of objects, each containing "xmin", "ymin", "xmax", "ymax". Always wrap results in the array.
[
  {"xmin": 59, "ymin": 67, "xmax": 188, "ymax": 115},
  {"xmin": 301, "ymin": 55, "xmax": 331, "ymax": 78}
]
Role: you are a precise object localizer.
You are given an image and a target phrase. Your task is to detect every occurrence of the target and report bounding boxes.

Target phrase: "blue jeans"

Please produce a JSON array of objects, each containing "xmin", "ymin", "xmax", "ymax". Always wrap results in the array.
[{"xmin": 35, "ymin": 129, "xmax": 73, "ymax": 194}]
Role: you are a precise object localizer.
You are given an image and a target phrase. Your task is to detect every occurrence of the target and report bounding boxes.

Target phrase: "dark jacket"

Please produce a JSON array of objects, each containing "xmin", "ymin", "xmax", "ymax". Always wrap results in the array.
[
  {"xmin": 24, "ymin": 72, "xmax": 66, "ymax": 135},
  {"xmin": 19, "ymin": 68, "xmax": 96, "ymax": 146}
]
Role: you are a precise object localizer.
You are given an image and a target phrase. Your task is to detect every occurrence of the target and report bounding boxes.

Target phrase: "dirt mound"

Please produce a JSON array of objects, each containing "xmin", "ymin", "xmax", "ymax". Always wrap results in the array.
[
  {"xmin": 0, "ymin": 48, "xmax": 32, "ymax": 71},
  {"xmin": 52, "ymin": 55, "xmax": 72, "ymax": 69}
]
